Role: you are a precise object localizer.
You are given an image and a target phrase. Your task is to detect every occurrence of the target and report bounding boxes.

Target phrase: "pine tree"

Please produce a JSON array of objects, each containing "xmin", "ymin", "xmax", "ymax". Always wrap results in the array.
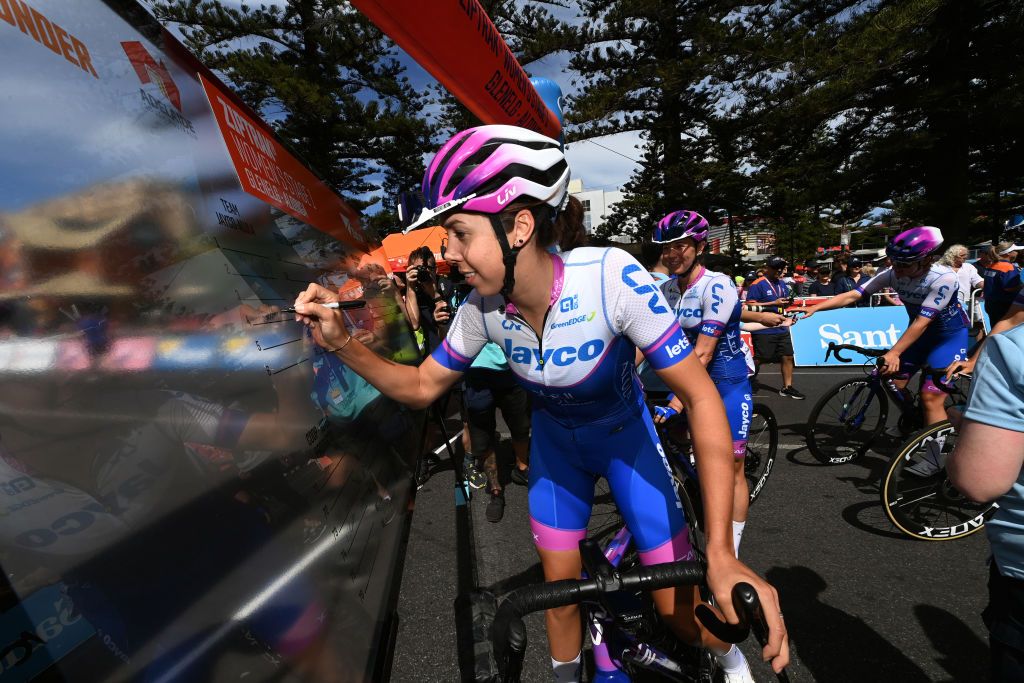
[{"xmin": 150, "ymin": 0, "xmax": 435, "ymax": 233}]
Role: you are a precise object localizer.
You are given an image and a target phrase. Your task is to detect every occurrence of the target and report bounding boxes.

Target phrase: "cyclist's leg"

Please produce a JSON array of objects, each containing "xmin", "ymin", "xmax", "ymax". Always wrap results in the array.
[
  {"xmin": 600, "ymin": 410, "xmax": 731, "ymax": 653},
  {"xmin": 718, "ymin": 378, "xmax": 753, "ymax": 556},
  {"xmin": 919, "ymin": 329, "xmax": 969, "ymax": 425},
  {"xmin": 528, "ymin": 411, "xmax": 593, "ymax": 668}
]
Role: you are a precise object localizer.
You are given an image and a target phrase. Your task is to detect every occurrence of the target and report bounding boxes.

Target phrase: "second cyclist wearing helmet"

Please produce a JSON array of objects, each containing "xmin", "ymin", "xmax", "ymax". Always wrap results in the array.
[
  {"xmin": 860, "ymin": 227, "xmax": 969, "ymax": 335},
  {"xmin": 654, "ymin": 210, "xmax": 748, "ymax": 383}
]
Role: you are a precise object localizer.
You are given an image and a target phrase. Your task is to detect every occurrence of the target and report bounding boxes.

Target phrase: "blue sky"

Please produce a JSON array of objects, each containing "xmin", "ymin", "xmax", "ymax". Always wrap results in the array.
[{"xmin": 154, "ymin": 0, "xmax": 641, "ymax": 207}]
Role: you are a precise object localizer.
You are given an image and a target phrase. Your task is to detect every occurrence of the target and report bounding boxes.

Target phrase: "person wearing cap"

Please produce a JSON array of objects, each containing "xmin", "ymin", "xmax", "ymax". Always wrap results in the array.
[
  {"xmin": 745, "ymin": 256, "xmax": 804, "ymax": 399},
  {"xmin": 808, "ymin": 265, "xmax": 842, "ymax": 297},
  {"xmin": 798, "ymin": 259, "xmax": 819, "ymax": 296},
  {"xmin": 982, "ymin": 241, "xmax": 1023, "ymax": 325},
  {"xmin": 836, "ymin": 256, "xmax": 871, "ymax": 307}
]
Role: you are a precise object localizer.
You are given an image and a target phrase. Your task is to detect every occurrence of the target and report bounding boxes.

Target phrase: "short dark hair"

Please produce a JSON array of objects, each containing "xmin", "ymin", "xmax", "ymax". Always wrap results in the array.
[{"xmin": 408, "ymin": 246, "xmax": 435, "ymax": 266}]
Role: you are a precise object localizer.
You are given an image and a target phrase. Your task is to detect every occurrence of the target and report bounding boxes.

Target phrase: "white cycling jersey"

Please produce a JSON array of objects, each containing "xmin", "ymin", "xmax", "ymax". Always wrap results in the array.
[
  {"xmin": 857, "ymin": 264, "xmax": 968, "ymax": 335},
  {"xmin": 433, "ymin": 247, "xmax": 692, "ymax": 428},
  {"xmin": 660, "ymin": 267, "xmax": 748, "ymax": 382}
]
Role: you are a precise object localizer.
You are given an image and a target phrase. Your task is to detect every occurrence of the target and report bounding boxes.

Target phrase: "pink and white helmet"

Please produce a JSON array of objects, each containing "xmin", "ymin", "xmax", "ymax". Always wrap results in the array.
[
  {"xmin": 886, "ymin": 226, "xmax": 944, "ymax": 264},
  {"xmin": 403, "ymin": 125, "xmax": 569, "ymax": 233},
  {"xmin": 652, "ymin": 210, "xmax": 710, "ymax": 244}
]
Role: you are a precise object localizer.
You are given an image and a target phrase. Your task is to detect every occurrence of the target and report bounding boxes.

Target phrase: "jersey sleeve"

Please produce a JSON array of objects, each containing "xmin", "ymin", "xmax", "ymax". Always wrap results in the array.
[
  {"xmin": 430, "ymin": 290, "xmax": 488, "ymax": 372},
  {"xmin": 963, "ymin": 332, "xmax": 1024, "ymax": 432},
  {"xmin": 856, "ymin": 269, "xmax": 893, "ymax": 297},
  {"xmin": 602, "ymin": 248, "xmax": 691, "ymax": 369},
  {"xmin": 698, "ymin": 274, "xmax": 738, "ymax": 338},
  {"xmin": 918, "ymin": 271, "xmax": 958, "ymax": 320}
]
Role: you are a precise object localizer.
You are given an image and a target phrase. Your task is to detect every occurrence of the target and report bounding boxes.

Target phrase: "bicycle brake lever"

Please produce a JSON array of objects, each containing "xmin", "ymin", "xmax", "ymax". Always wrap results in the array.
[
  {"xmin": 733, "ymin": 583, "xmax": 792, "ymax": 682},
  {"xmin": 694, "ymin": 584, "xmax": 752, "ymax": 644}
]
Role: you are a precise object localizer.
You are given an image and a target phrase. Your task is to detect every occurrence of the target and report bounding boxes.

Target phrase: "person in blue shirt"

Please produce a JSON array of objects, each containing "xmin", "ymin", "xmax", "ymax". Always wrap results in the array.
[
  {"xmin": 836, "ymin": 256, "xmax": 871, "ymax": 306},
  {"xmin": 949, "ymin": 323, "xmax": 1024, "ymax": 681},
  {"xmin": 982, "ymin": 241, "xmax": 1023, "ymax": 325},
  {"xmin": 745, "ymin": 256, "xmax": 804, "ymax": 399}
]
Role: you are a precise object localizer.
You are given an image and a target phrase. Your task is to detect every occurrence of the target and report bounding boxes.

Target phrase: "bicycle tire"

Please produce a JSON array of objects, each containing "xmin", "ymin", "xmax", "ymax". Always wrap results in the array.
[
  {"xmin": 745, "ymin": 403, "xmax": 778, "ymax": 504},
  {"xmin": 881, "ymin": 420, "xmax": 997, "ymax": 541},
  {"xmin": 807, "ymin": 377, "xmax": 888, "ymax": 464}
]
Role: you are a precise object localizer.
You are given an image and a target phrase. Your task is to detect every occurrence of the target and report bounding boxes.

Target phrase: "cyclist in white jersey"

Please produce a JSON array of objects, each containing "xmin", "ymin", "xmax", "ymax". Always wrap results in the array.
[
  {"xmin": 651, "ymin": 210, "xmax": 755, "ymax": 558},
  {"xmin": 293, "ymin": 126, "xmax": 787, "ymax": 681},
  {"xmin": 803, "ymin": 226, "xmax": 968, "ymax": 435}
]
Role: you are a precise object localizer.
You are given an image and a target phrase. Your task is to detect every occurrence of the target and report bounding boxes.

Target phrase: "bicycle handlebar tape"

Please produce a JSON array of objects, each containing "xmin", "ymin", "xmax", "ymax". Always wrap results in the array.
[{"xmin": 622, "ymin": 561, "xmax": 704, "ymax": 592}]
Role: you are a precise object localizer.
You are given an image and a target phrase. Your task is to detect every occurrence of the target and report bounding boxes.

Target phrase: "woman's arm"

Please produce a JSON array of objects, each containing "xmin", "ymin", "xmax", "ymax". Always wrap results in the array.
[
  {"xmin": 294, "ymin": 283, "xmax": 462, "ymax": 409},
  {"xmin": 654, "ymin": 353, "xmax": 789, "ymax": 668},
  {"xmin": 948, "ymin": 418, "xmax": 1024, "ymax": 502},
  {"xmin": 800, "ymin": 289, "xmax": 862, "ymax": 317},
  {"xmin": 879, "ymin": 315, "xmax": 933, "ymax": 374}
]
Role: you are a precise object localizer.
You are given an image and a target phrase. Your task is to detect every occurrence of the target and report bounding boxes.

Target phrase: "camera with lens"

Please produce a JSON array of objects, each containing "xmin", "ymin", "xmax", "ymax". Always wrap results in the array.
[{"xmin": 410, "ymin": 265, "xmax": 434, "ymax": 284}]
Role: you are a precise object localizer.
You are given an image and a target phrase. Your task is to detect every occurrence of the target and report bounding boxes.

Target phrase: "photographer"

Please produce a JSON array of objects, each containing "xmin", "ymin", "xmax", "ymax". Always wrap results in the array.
[{"xmin": 403, "ymin": 246, "xmax": 452, "ymax": 354}]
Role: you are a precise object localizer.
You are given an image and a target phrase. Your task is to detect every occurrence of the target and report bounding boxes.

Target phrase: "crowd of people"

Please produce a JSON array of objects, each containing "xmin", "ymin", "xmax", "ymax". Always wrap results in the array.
[{"xmin": 291, "ymin": 122, "xmax": 1024, "ymax": 681}]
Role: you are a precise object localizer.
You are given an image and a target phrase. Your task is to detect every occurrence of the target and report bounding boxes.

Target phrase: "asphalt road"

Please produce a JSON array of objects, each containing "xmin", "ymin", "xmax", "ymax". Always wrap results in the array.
[{"xmin": 392, "ymin": 365, "xmax": 992, "ymax": 682}]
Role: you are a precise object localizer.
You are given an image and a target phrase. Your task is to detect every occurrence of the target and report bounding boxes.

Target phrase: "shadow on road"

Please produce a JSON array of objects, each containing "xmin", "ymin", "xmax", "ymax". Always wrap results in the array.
[
  {"xmin": 840, "ymin": 499, "xmax": 912, "ymax": 540},
  {"xmin": 915, "ymin": 603, "xmax": 989, "ymax": 682},
  {"xmin": 768, "ymin": 565, "xmax": 930, "ymax": 682}
]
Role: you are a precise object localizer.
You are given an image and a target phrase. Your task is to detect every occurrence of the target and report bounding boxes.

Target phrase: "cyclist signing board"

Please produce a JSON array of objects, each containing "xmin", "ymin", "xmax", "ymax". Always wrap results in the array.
[
  {"xmin": 292, "ymin": 126, "xmax": 787, "ymax": 681},
  {"xmin": 652, "ymin": 210, "xmax": 755, "ymax": 560},
  {"xmin": 802, "ymin": 227, "xmax": 968, "ymax": 441}
]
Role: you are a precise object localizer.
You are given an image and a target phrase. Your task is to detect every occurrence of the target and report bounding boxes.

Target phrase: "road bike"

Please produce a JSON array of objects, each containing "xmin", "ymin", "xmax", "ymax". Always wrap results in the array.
[
  {"xmin": 643, "ymin": 379, "xmax": 779, "ymax": 505},
  {"xmin": 880, "ymin": 419, "xmax": 998, "ymax": 541},
  {"xmin": 493, "ymin": 424, "xmax": 788, "ymax": 683},
  {"xmin": 806, "ymin": 342, "xmax": 971, "ymax": 464}
]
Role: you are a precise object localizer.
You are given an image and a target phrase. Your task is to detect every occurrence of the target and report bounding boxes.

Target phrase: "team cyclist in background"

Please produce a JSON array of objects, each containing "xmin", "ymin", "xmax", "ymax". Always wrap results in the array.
[
  {"xmin": 802, "ymin": 226, "xmax": 968, "ymax": 476},
  {"xmin": 292, "ymin": 125, "xmax": 787, "ymax": 682},
  {"xmin": 649, "ymin": 210, "xmax": 780, "ymax": 559}
]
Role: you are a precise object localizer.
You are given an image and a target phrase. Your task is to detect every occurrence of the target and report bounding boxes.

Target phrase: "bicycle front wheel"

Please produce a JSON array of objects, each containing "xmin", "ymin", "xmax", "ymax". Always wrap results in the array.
[
  {"xmin": 807, "ymin": 377, "xmax": 888, "ymax": 464},
  {"xmin": 745, "ymin": 403, "xmax": 778, "ymax": 504},
  {"xmin": 881, "ymin": 421, "xmax": 997, "ymax": 541}
]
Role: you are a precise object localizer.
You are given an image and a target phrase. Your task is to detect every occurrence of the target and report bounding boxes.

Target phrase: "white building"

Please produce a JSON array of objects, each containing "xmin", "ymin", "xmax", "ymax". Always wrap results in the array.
[{"xmin": 568, "ymin": 179, "xmax": 624, "ymax": 235}]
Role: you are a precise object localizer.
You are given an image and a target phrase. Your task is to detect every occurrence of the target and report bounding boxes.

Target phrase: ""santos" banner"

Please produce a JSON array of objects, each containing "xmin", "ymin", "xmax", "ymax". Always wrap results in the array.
[{"xmin": 790, "ymin": 307, "xmax": 909, "ymax": 366}]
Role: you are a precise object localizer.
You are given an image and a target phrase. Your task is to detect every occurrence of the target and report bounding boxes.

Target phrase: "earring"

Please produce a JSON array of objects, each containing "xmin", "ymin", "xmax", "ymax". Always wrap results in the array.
[{"xmin": 516, "ymin": 239, "xmax": 523, "ymax": 245}]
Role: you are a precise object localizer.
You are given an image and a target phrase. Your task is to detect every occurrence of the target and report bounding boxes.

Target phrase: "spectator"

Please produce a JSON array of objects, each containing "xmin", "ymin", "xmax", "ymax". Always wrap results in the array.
[
  {"xmin": 745, "ymin": 256, "xmax": 804, "ymax": 399},
  {"xmin": 836, "ymin": 256, "xmax": 871, "ymax": 306},
  {"xmin": 404, "ymin": 246, "xmax": 452, "ymax": 354},
  {"xmin": 948, "ymin": 326, "xmax": 1024, "ymax": 681},
  {"xmin": 809, "ymin": 266, "xmax": 843, "ymax": 297},
  {"xmin": 941, "ymin": 243, "xmax": 983, "ymax": 330},
  {"xmin": 799, "ymin": 259, "xmax": 819, "ymax": 296},
  {"xmin": 862, "ymin": 263, "xmax": 876, "ymax": 278},
  {"xmin": 982, "ymin": 242, "xmax": 1024, "ymax": 326}
]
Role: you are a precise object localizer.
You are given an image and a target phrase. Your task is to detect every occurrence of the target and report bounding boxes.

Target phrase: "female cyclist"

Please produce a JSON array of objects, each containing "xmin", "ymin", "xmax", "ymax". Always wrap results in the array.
[
  {"xmin": 651, "ymin": 211, "xmax": 757, "ymax": 559},
  {"xmin": 802, "ymin": 226, "xmax": 969, "ymax": 475},
  {"xmin": 292, "ymin": 125, "xmax": 787, "ymax": 681}
]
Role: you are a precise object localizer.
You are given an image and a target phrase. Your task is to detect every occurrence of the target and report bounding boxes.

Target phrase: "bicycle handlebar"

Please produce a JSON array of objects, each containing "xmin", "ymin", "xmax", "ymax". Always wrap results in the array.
[
  {"xmin": 492, "ymin": 561, "xmax": 773, "ymax": 682},
  {"xmin": 824, "ymin": 341, "xmax": 888, "ymax": 363}
]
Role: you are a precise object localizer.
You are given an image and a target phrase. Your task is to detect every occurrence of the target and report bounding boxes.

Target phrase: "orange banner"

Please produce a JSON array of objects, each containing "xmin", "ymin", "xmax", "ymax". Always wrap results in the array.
[
  {"xmin": 350, "ymin": 0, "xmax": 561, "ymax": 139},
  {"xmin": 198, "ymin": 74, "xmax": 368, "ymax": 250}
]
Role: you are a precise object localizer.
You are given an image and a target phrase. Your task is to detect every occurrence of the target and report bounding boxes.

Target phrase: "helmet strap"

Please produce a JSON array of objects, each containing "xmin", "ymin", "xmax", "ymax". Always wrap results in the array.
[
  {"xmin": 675, "ymin": 241, "xmax": 705, "ymax": 284},
  {"xmin": 488, "ymin": 214, "xmax": 521, "ymax": 302}
]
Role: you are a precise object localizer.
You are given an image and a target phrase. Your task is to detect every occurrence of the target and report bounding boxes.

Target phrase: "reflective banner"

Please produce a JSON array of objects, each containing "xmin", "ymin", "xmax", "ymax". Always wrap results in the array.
[
  {"xmin": 350, "ymin": 0, "xmax": 562, "ymax": 138},
  {"xmin": 198, "ymin": 74, "xmax": 369, "ymax": 251},
  {"xmin": 790, "ymin": 307, "xmax": 909, "ymax": 366}
]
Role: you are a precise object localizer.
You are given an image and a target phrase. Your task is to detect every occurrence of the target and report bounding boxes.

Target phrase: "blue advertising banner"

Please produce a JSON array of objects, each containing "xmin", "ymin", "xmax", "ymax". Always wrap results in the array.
[{"xmin": 791, "ymin": 307, "xmax": 909, "ymax": 366}]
